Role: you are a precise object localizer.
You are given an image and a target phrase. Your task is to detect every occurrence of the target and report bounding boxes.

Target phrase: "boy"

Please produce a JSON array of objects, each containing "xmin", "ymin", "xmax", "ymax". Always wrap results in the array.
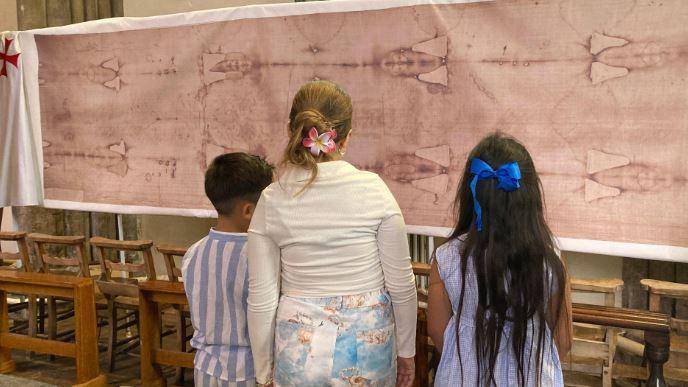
[{"xmin": 182, "ymin": 152, "xmax": 273, "ymax": 387}]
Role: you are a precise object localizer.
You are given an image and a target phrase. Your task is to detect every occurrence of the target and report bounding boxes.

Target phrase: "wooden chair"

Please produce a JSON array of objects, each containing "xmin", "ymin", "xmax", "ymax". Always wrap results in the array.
[
  {"xmin": 633, "ymin": 279, "xmax": 688, "ymax": 383},
  {"xmin": 565, "ymin": 278, "xmax": 623, "ymax": 387},
  {"xmin": 0, "ymin": 232, "xmax": 31, "ymax": 272},
  {"xmin": 571, "ymin": 302, "xmax": 671, "ymax": 386},
  {"xmin": 28, "ymin": 233, "xmax": 90, "ymax": 349},
  {"xmin": 0, "ymin": 232, "xmax": 37, "ymax": 336},
  {"xmin": 90, "ymin": 236, "xmax": 157, "ymax": 372},
  {"xmin": 29, "ymin": 233, "xmax": 89, "ymax": 277},
  {"xmin": 156, "ymin": 243, "xmax": 191, "ymax": 385},
  {"xmin": 158, "ymin": 244, "xmax": 186, "ymax": 283}
]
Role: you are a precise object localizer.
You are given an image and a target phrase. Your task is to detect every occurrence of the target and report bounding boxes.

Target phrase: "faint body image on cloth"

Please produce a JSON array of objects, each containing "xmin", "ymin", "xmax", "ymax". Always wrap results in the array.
[{"xmin": 33, "ymin": 0, "xmax": 688, "ymax": 249}]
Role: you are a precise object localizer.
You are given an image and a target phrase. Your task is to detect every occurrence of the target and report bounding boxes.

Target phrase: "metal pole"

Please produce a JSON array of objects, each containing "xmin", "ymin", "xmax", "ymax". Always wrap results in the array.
[{"xmin": 116, "ymin": 214, "xmax": 125, "ymax": 265}]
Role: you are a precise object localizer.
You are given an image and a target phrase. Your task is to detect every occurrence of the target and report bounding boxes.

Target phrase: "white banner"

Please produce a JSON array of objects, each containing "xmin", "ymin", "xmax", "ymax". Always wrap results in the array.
[{"xmin": 0, "ymin": 31, "xmax": 43, "ymax": 207}]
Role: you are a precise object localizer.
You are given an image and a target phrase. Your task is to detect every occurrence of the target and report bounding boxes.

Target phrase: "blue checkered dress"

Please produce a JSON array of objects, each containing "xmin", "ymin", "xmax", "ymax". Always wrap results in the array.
[{"xmin": 433, "ymin": 238, "xmax": 563, "ymax": 386}]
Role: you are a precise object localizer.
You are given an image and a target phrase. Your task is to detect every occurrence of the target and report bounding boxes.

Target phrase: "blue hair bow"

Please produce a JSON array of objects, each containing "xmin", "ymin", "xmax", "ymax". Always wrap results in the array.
[{"xmin": 469, "ymin": 158, "xmax": 522, "ymax": 231}]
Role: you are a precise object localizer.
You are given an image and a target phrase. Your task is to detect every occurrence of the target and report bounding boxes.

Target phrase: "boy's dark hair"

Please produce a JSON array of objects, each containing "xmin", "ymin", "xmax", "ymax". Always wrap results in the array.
[{"xmin": 205, "ymin": 153, "xmax": 274, "ymax": 216}]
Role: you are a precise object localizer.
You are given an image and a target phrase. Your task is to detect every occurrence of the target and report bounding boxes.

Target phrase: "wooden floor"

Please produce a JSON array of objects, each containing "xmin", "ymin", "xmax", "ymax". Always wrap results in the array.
[
  {"xmin": 5, "ymin": 303, "xmax": 193, "ymax": 387},
  {"xmin": 10, "ymin": 343, "xmax": 192, "ymax": 386},
  {"xmin": 10, "ymin": 342, "xmax": 192, "ymax": 387},
  {"xmin": 0, "ymin": 373, "xmax": 56, "ymax": 387}
]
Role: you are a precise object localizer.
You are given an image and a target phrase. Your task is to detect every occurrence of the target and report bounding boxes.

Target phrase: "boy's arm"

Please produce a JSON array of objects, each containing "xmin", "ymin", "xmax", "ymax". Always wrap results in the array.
[{"xmin": 247, "ymin": 196, "xmax": 280, "ymax": 385}]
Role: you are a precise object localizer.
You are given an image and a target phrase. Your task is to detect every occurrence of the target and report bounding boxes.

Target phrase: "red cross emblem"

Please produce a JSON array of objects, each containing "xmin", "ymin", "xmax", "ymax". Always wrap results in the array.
[{"xmin": 0, "ymin": 37, "xmax": 20, "ymax": 77}]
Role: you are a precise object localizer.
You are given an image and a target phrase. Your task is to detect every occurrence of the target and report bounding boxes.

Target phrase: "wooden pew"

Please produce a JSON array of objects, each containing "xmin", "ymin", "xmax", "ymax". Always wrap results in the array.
[
  {"xmin": 0, "ymin": 271, "xmax": 106, "ymax": 386},
  {"xmin": 572, "ymin": 303, "xmax": 671, "ymax": 386},
  {"xmin": 139, "ymin": 280, "xmax": 194, "ymax": 387}
]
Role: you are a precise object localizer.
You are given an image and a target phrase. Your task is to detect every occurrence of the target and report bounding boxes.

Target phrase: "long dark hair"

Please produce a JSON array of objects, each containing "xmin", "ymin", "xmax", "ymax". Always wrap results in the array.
[{"xmin": 449, "ymin": 133, "xmax": 566, "ymax": 385}]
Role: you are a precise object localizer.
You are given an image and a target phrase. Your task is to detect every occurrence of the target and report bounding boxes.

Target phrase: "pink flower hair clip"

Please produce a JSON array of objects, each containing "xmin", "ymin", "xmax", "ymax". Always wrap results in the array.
[{"xmin": 302, "ymin": 127, "xmax": 337, "ymax": 156}]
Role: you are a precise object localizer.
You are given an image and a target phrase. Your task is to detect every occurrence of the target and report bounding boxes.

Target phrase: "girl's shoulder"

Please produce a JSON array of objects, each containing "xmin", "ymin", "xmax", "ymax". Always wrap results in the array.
[
  {"xmin": 434, "ymin": 236, "xmax": 467, "ymax": 280},
  {"xmin": 435, "ymin": 235, "xmax": 466, "ymax": 259}
]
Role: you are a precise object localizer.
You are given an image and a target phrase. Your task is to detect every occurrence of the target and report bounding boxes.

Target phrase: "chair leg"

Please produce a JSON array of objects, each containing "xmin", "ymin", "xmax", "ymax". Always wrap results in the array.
[
  {"xmin": 602, "ymin": 365, "xmax": 612, "ymax": 387},
  {"xmin": 27, "ymin": 297, "xmax": 37, "ymax": 339},
  {"xmin": 47, "ymin": 297, "xmax": 57, "ymax": 361},
  {"xmin": 134, "ymin": 309, "xmax": 140, "ymax": 338},
  {"xmin": 174, "ymin": 308, "xmax": 185, "ymax": 385},
  {"xmin": 38, "ymin": 298, "xmax": 45, "ymax": 334},
  {"xmin": 23, "ymin": 297, "xmax": 38, "ymax": 360},
  {"xmin": 107, "ymin": 299, "xmax": 117, "ymax": 372},
  {"xmin": 604, "ymin": 327, "xmax": 617, "ymax": 387}
]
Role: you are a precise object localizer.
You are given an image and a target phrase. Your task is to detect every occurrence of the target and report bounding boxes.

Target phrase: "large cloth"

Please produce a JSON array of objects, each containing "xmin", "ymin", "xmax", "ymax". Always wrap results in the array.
[{"xmin": 1, "ymin": 0, "xmax": 687, "ymax": 260}]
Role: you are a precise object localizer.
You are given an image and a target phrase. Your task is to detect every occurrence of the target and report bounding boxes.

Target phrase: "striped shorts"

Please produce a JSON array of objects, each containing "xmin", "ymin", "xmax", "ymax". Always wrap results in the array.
[
  {"xmin": 194, "ymin": 368, "xmax": 255, "ymax": 387},
  {"xmin": 274, "ymin": 289, "xmax": 397, "ymax": 386}
]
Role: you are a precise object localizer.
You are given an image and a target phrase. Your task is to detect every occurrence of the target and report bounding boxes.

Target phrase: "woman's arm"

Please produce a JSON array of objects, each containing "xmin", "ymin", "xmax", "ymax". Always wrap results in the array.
[
  {"xmin": 377, "ymin": 212, "xmax": 417, "ymax": 387},
  {"xmin": 427, "ymin": 259, "xmax": 452, "ymax": 351},
  {"xmin": 377, "ymin": 212, "xmax": 418, "ymax": 357},
  {"xmin": 247, "ymin": 196, "xmax": 281, "ymax": 385}
]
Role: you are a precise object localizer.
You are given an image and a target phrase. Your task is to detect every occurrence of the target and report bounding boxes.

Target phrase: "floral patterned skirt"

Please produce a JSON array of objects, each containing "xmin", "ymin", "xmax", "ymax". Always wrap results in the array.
[{"xmin": 274, "ymin": 289, "xmax": 397, "ymax": 386}]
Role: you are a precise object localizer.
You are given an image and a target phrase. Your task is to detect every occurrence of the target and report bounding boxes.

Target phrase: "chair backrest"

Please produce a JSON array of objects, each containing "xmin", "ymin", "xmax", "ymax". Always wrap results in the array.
[
  {"xmin": 155, "ymin": 244, "xmax": 187, "ymax": 282},
  {"xmin": 641, "ymin": 279, "xmax": 688, "ymax": 333},
  {"xmin": 412, "ymin": 261, "xmax": 430, "ymax": 304},
  {"xmin": 0, "ymin": 231, "xmax": 31, "ymax": 272},
  {"xmin": 90, "ymin": 237, "xmax": 156, "ymax": 299},
  {"xmin": 28, "ymin": 233, "xmax": 88, "ymax": 277},
  {"xmin": 571, "ymin": 278, "xmax": 624, "ymax": 307},
  {"xmin": 90, "ymin": 236, "xmax": 156, "ymax": 281},
  {"xmin": 568, "ymin": 278, "xmax": 624, "ymax": 381}
]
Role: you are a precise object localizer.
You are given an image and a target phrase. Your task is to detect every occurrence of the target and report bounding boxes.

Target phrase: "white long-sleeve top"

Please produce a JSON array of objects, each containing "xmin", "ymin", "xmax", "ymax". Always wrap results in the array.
[{"xmin": 247, "ymin": 160, "xmax": 418, "ymax": 384}]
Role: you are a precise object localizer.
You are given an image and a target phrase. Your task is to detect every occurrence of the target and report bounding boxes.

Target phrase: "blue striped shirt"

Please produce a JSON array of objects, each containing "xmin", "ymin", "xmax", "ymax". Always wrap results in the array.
[{"xmin": 182, "ymin": 229, "xmax": 254, "ymax": 382}]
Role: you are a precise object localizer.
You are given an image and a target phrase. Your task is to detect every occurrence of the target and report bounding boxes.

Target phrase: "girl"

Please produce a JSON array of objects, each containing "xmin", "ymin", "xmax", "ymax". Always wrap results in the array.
[
  {"xmin": 428, "ymin": 133, "xmax": 572, "ymax": 386},
  {"xmin": 247, "ymin": 80, "xmax": 417, "ymax": 386}
]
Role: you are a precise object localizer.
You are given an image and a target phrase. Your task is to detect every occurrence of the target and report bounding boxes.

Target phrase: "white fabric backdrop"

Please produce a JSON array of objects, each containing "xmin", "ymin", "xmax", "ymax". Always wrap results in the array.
[{"xmin": 1, "ymin": 0, "xmax": 686, "ymax": 261}]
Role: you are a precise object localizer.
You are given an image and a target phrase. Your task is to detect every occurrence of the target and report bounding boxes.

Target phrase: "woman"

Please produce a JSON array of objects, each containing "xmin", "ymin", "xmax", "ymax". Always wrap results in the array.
[
  {"xmin": 427, "ymin": 133, "xmax": 573, "ymax": 386},
  {"xmin": 247, "ymin": 80, "xmax": 417, "ymax": 387}
]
